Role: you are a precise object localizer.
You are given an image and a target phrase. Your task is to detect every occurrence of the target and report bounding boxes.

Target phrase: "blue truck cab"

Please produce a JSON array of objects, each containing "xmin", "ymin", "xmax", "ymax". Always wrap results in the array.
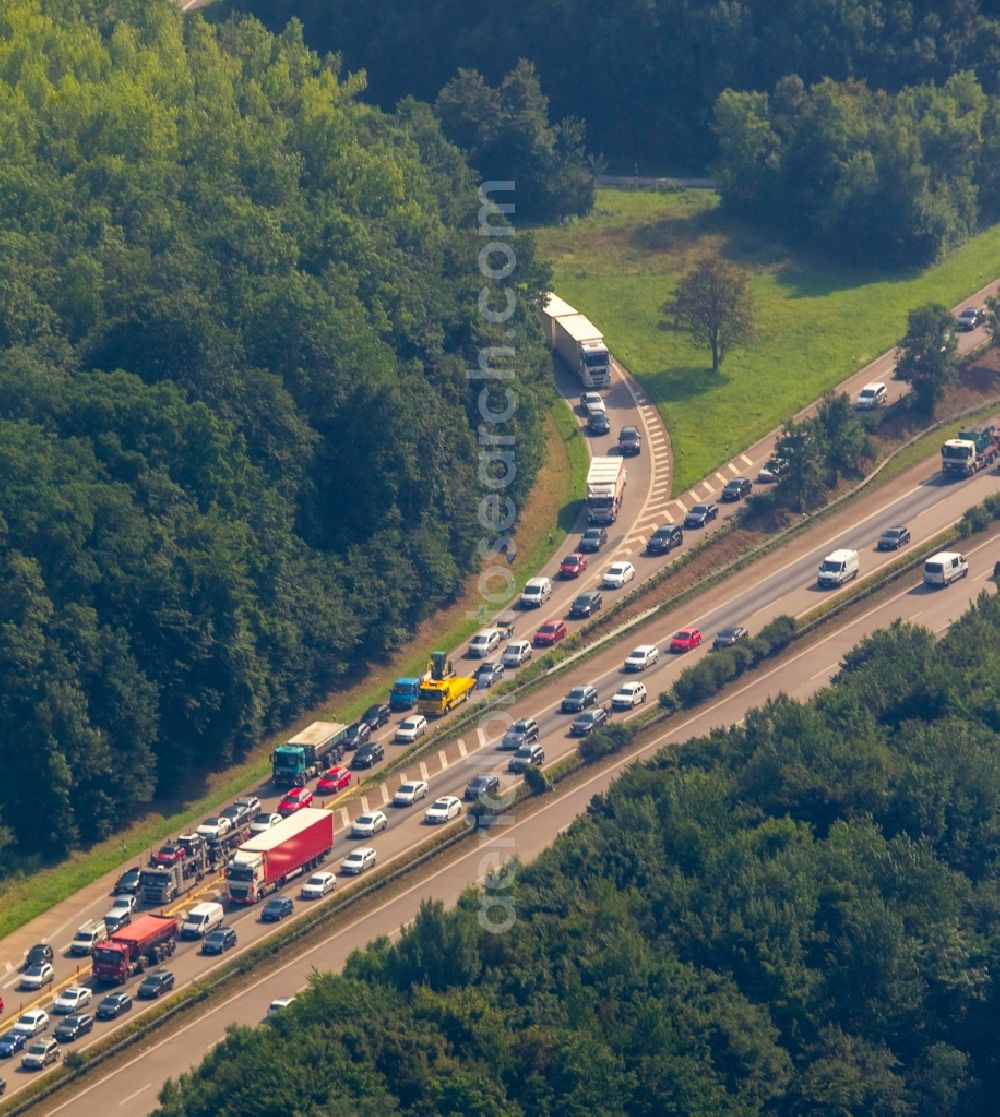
[{"xmin": 390, "ymin": 677, "xmax": 422, "ymax": 711}]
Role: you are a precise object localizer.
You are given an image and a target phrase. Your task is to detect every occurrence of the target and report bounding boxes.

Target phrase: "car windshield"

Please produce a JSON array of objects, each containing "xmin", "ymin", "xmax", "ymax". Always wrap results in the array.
[
  {"xmin": 398, "ymin": 784, "xmax": 416, "ymax": 795},
  {"xmin": 568, "ymin": 688, "xmax": 586, "ymax": 699},
  {"xmin": 202, "ymin": 818, "xmax": 220, "ymax": 827},
  {"xmin": 820, "ymin": 559, "xmax": 843, "ymax": 572},
  {"xmin": 523, "ymin": 585, "xmax": 540, "ymax": 595},
  {"xmin": 576, "ymin": 713, "xmax": 595, "ymax": 724}
]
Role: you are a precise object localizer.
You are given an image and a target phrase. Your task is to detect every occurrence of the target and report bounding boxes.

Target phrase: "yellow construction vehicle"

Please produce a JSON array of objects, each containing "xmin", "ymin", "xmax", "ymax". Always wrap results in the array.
[{"xmin": 417, "ymin": 651, "xmax": 474, "ymax": 716}]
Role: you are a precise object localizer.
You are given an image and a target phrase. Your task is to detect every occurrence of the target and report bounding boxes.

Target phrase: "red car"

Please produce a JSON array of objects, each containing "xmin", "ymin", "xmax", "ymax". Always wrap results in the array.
[
  {"xmin": 670, "ymin": 627, "xmax": 703, "ymax": 653},
  {"xmin": 533, "ymin": 619, "xmax": 568, "ymax": 647},
  {"xmin": 278, "ymin": 787, "xmax": 314, "ymax": 817},
  {"xmin": 316, "ymin": 766, "xmax": 352, "ymax": 795},
  {"xmin": 559, "ymin": 553, "xmax": 588, "ymax": 579},
  {"xmin": 153, "ymin": 842, "xmax": 186, "ymax": 866}
]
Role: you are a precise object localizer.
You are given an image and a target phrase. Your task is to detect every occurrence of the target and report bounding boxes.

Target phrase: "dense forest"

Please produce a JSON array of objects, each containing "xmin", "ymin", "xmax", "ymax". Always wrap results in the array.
[
  {"xmin": 156, "ymin": 593, "xmax": 1000, "ymax": 1115},
  {"xmin": 0, "ymin": 0, "xmax": 554, "ymax": 858},
  {"xmin": 713, "ymin": 72, "xmax": 1000, "ymax": 263},
  {"xmin": 222, "ymin": 0, "xmax": 1000, "ymax": 164}
]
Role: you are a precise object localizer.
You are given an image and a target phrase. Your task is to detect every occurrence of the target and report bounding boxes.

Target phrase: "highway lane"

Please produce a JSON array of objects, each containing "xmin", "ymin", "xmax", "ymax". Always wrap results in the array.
[{"xmin": 35, "ymin": 513, "xmax": 1000, "ymax": 1116}]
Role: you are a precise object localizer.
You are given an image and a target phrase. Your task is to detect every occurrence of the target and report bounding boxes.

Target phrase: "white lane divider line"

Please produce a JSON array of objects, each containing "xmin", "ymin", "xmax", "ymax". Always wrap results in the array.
[
  {"xmin": 437, "ymin": 749, "xmax": 449, "ymax": 770},
  {"xmin": 457, "ymin": 740, "xmax": 468, "ymax": 758},
  {"xmin": 379, "ymin": 785, "xmax": 390, "ymax": 805},
  {"xmin": 359, "ymin": 796, "xmax": 369, "ymax": 813},
  {"xmin": 741, "ymin": 453, "xmax": 754, "ymax": 465},
  {"xmin": 419, "ymin": 761, "xmax": 429, "ymax": 781}
]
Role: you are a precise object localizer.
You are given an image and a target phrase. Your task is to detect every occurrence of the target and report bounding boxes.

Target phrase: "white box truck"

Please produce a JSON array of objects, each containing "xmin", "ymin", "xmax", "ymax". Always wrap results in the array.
[{"xmin": 586, "ymin": 458, "xmax": 626, "ymax": 524}]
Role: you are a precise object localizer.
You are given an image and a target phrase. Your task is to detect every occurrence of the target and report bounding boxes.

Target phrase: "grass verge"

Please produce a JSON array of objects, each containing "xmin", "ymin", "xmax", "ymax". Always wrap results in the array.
[{"xmin": 534, "ymin": 188, "xmax": 1000, "ymax": 494}]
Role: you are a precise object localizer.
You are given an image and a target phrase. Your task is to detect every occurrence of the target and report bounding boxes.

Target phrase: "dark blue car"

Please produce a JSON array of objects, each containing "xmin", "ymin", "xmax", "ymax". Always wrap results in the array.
[
  {"xmin": 261, "ymin": 896, "xmax": 294, "ymax": 922},
  {"xmin": 0, "ymin": 1032, "xmax": 27, "ymax": 1058}
]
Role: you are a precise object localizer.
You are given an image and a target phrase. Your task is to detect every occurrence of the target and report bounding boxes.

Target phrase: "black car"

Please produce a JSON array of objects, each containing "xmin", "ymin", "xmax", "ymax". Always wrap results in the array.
[
  {"xmin": 561, "ymin": 685, "xmax": 599, "ymax": 714},
  {"xmin": 201, "ymin": 927, "xmax": 237, "ymax": 955},
  {"xmin": 475, "ymin": 661, "xmax": 505, "ymax": 688},
  {"xmin": 53, "ymin": 1014, "xmax": 94, "ymax": 1043},
  {"xmin": 720, "ymin": 477, "xmax": 752, "ymax": 501},
  {"xmin": 344, "ymin": 722, "xmax": 372, "ymax": 751},
  {"xmin": 261, "ymin": 896, "xmax": 294, "ymax": 922},
  {"xmin": 464, "ymin": 774, "xmax": 501, "ymax": 801},
  {"xmin": 957, "ymin": 306, "xmax": 986, "ymax": 330},
  {"xmin": 137, "ymin": 971, "xmax": 175, "ymax": 1000},
  {"xmin": 588, "ymin": 412, "xmax": 610, "ymax": 436},
  {"xmin": 570, "ymin": 590, "xmax": 603, "ymax": 618},
  {"xmin": 508, "ymin": 743, "xmax": 545, "ymax": 772},
  {"xmin": 877, "ymin": 525, "xmax": 910, "ymax": 550},
  {"xmin": 684, "ymin": 502, "xmax": 718, "ymax": 527},
  {"xmin": 351, "ymin": 742, "xmax": 385, "ymax": 770},
  {"xmin": 646, "ymin": 525, "xmax": 683, "ymax": 555},
  {"xmin": 361, "ymin": 702, "xmax": 391, "ymax": 730},
  {"xmin": 618, "ymin": 425, "xmax": 641, "ymax": 456},
  {"xmin": 22, "ymin": 944, "xmax": 53, "ymax": 970},
  {"xmin": 498, "ymin": 717, "xmax": 540, "ymax": 750},
  {"xmin": 112, "ymin": 867, "xmax": 142, "ymax": 896},
  {"xmin": 712, "ymin": 626, "xmax": 749, "ymax": 651},
  {"xmin": 96, "ymin": 993, "xmax": 133, "ymax": 1020},
  {"xmin": 578, "ymin": 526, "xmax": 608, "ymax": 553},
  {"xmin": 570, "ymin": 708, "xmax": 611, "ymax": 737}
]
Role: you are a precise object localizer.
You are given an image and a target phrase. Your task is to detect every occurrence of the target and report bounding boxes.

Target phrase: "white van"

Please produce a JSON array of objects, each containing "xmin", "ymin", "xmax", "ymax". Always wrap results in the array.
[
  {"xmin": 180, "ymin": 901, "xmax": 224, "ymax": 940},
  {"xmin": 817, "ymin": 548, "xmax": 859, "ymax": 588},
  {"xmin": 70, "ymin": 920, "xmax": 108, "ymax": 956},
  {"xmin": 924, "ymin": 552, "xmax": 968, "ymax": 587},
  {"xmin": 519, "ymin": 577, "xmax": 552, "ymax": 608}
]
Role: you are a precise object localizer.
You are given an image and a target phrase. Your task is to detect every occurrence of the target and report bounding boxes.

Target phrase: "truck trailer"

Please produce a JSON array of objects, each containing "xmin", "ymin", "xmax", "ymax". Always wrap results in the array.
[
  {"xmin": 542, "ymin": 294, "xmax": 611, "ymax": 389},
  {"xmin": 271, "ymin": 721, "xmax": 349, "ymax": 786},
  {"xmin": 227, "ymin": 808, "xmax": 334, "ymax": 904},
  {"xmin": 586, "ymin": 457, "xmax": 627, "ymax": 524},
  {"xmin": 941, "ymin": 424, "xmax": 1000, "ymax": 477},
  {"xmin": 91, "ymin": 914, "xmax": 178, "ymax": 984}
]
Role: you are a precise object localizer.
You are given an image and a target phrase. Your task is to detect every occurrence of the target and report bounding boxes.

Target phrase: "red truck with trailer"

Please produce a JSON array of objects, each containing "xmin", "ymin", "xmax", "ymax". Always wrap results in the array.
[
  {"xmin": 91, "ymin": 914, "xmax": 178, "ymax": 984},
  {"xmin": 226, "ymin": 807, "xmax": 334, "ymax": 904}
]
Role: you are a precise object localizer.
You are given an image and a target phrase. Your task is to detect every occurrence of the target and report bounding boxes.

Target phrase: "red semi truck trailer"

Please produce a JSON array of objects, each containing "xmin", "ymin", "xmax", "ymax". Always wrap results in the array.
[
  {"xmin": 91, "ymin": 914, "xmax": 178, "ymax": 984},
  {"xmin": 226, "ymin": 807, "xmax": 334, "ymax": 904}
]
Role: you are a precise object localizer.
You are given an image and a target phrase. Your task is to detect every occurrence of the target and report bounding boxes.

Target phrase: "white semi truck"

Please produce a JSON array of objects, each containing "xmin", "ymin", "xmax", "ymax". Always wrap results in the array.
[{"xmin": 542, "ymin": 294, "xmax": 612, "ymax": 389}]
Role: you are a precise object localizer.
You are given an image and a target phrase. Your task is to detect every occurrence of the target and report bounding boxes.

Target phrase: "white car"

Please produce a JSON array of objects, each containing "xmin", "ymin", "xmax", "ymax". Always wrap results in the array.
[
  {"xmin": 467, "ymin": 628, "xmax": 501, "ymax": 657},
  {"xmin": 234, "ymin": 795, "xmax": 261, "ymax": 818},
  {"xmin": 856, "ymin": 381, "xmax": 887, "ymax": 409},
  {"xmin": 581, "ymin": 391, "xmax": 606, "ymax": 415},
  {"xmin": 611, "ymin": 681, "xmax": 648, "ymax": 710},
  {"xmin": 351, "ymin": 810, "xmax": 389, "ymax": 838},
  {"xmin": 502, "ymin": 640, "xmax": 533, "ymax": 667},
  {"xmin": 300, "ymin": 872, "xmax": 337, "ymax": 899},
  {"xmin": 393, "ymin": 780, "xmax": 429, "ymax": 807},
  {"xmin": 624, "ymin": 644, "xmax": 659, "ymax": 671},
  {"xmin": 196, "ymin": 816, "xmax": 233, "ymax": 840},
  {"xmin": 602, "ymin": 561, "xmax": 636, "ymax": 588},
  {"xmin": 250, "ymin": 811, "xmax": 283, "ymax": 835},
  {"xmin": 20, "ymin": 963, "xmax": 55, "ymax": 991},
  {"xmin": 395, "ymin": 715, "xmax": 428, "ymax": 743},
  {"xmin": 52, "ymin": 987, "xmax": 92, "ymax": 1015},
  {"xmin": 267, "ymin": 997, "xmax": 296, "ymax": 1015},
  {"xmin": 110, "ymin": 893, "xmax": 137, "ymax": 915},
  {"xmin": 424, "ymin": 796, "xmax": 463, "ymax": 824},
  {"xmin": 13, "ymin": 1010, "xmax": 50, "ymax": 1036},
  {"xmin": 341, "ymin": 847, "xmax": 377, "ymax": 875}
]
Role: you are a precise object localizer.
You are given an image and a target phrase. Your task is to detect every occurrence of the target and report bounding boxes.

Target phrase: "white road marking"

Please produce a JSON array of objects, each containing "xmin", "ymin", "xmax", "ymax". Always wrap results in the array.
[
  {"xmin": 715, "ymin": 472, "xmax": 728, "ymax": 485},
  {"xmin": 702, "ymin": 481, "xmax": 715, "ymax": 494},
  {"xmin": 118, "ymin": 1084, "xmax": 150, "ymax": 1107},
  {"xmin": 379, "ymin": 785, "xmax": 390, "ymax": 805},
  {"xmin": 437, "ymin": 749, "xmax": 449, "ymax": 770},
  {"xmin": 359, "ymin": 796, "xmax": 369, "ymax": 813},
  {"xmin": 457, "ymin": 740, "xmax": 468, "ymax": 758},
  {"xmin": 810, "ymin": 663, "xmax": 838, "ymax": 680},
  {"xmin": 727, "ymin": 462, "xmax": 739, "ymax": 475},
  {"xmin": 419, "ymin": 761, "xmax": 429, "ymax": 781},
  {"xmin": 476, "ymin": 727, "xmax": 487, "ymax": 748},
  {"xmin": 741, "ymin": 453, "xmax": 754, "ymax": 465},
  {"xmin": 339, "ymin": 809, "xmax": 350, "ymax": 828}
]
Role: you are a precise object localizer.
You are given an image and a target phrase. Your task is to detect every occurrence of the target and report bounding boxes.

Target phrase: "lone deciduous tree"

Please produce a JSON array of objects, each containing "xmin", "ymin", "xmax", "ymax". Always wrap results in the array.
[
  {"xmin": 895, "ymin": 303, "xmax": 959, "ymax": 417},
  {"xmin": 661, "ymin": 255, "xmax": 757, "ymax": 371}
]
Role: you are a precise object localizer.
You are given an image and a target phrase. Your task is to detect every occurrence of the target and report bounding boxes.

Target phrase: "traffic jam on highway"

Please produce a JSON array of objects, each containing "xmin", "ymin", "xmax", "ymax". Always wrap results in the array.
[{"xmin": 2, "ymin": 297, "xmax": 999, "ymax": 1099}]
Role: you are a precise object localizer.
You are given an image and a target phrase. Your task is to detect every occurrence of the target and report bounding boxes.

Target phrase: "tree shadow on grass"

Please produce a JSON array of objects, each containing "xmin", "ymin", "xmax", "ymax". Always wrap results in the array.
[
  {"xmin": 639, "ymin": 364, "xmax": 727, "ymax": 405},
  {"xmin": 558, "ymin": 497, "xmax": 585, "ymax": 535}
]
